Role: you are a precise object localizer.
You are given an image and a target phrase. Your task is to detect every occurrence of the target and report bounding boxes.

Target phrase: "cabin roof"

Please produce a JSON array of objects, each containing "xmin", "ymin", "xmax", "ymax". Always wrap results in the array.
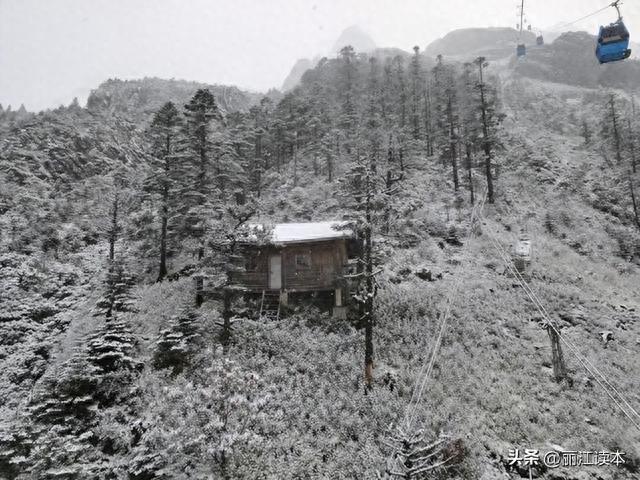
[{"xmin": 244, "ymin": 221, "xmax": 352, "ymax": 245}]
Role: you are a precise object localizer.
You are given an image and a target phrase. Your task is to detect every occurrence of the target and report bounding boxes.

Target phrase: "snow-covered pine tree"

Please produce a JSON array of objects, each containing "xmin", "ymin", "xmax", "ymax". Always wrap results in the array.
[
  {"xmin": 473, "ymin": 56, "xmax": 503, "ymax": 204},
  {"xmin": 601, "ymin": 94, "xmax": 640, "ymax": 230},
  {"xmin": 409, "ymin": 46, "xmax": 424, "ymax": 140},
  {"xmin": 153, "ymin": 307, "xmax": 202, "ymax": 374},
  {"xmin": 16, "ymin": 310, "xmax": 140, "ymax": 476},
  {"xmin": 182, "ymin": 88, "xmax": 224, "ymax": 307},
  {"xmin": 145, "ymin": 101, "xmax": 184, "ymax": 282},
  {"xmin": 338, "ymin": 46, "xmax": 359, "ymax": 153},
  {"xmin": 341, "ymin": 148, "xmax": 385, "ymax": 390},
  {"xmin": 364, "ymin": 57, "xmax": 383, "ymax": 173},
  {"xmin": 94, "ymin": 258, "xmax": 137, "ymax": 318},
  {"xmin": 458, "ymin": 62, "xmax": 482, "ymax": 205},
  {"xmin": 431, "ymin": 55, "xmax": 460, "ymax": 191},
  {"xmin": 86, "ymin": 320, "xmax": 140, "ymax": 376},
  {"xmin": 393, "ymin": 55, "xmax": 408, "ymax": 130},
  {"xmin": 302, "ymin": 81, "xmax": 332, "ymax": 180},
  {"xmin": 18, "ymin": 355, "xmax": 104, "ymax": 477},
  {"xmin": 206, "ymin": 198, "xmax": 256, "ymax": 347},
  {"xmin": 246, "ymin": 98, "xmax": 275, "ymax": 196},
  {"xmin": 603, "ymin": 93, "xmax": 624, "ymax": 165}
]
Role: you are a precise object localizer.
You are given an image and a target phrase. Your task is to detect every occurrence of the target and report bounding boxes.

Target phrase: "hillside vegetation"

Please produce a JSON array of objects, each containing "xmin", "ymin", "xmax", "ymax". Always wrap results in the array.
[{"xmin": 1, "ymin": 34, "xmax": 640, "ymax": 479}]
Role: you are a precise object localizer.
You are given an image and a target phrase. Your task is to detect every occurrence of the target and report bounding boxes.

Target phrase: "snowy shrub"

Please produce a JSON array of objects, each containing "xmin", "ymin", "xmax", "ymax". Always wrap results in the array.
[
  {"xmin": 606, "ymin": 224, "xmax": 640, "ymax": 261},
  {"xmin": 58, "ymin": 223, "xmax": 85, "ymax": 254},
  {"xmin": 129, "ymin": 357, "xmax": 271, "ymax": 479},
  {"xmin": 421, "ymin": 216, "xmax": 449, "ymax": 239}
]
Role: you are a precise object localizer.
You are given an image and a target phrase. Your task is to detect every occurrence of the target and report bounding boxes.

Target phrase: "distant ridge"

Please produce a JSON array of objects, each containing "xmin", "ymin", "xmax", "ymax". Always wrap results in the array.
[
  {"xmin": 86, "ymin": 77, "xmax": 260, "ymax": 121},
  {"xmin": 425, "ymin": 27, "xmax": 537, "ymax": 60},
  {"xmin": 513, "ymin": 31, "xmax": 640, "ymax": 90}
]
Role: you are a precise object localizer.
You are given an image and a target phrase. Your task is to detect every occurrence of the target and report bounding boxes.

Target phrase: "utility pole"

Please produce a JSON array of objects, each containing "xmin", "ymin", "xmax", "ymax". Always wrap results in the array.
[
  {"xmin": 546, "ymin": 325, "xmax": 567, "ymax": 382},
  {"xmin": 519, "ymin": 0, "xmax": 525, "ymax": 34}
]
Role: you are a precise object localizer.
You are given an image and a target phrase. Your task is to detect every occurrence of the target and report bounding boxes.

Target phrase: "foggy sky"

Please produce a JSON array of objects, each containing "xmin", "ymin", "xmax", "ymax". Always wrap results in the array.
[{"xmin": 1, "ymin": 0, "xmax": 639, "ymax": 111}]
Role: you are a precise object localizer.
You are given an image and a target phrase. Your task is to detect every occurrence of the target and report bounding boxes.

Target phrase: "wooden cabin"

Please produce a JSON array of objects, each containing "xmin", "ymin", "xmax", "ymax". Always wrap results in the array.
[{"xmin": 232, "ymin": 221, "xmax": 355, "ymax": 318}]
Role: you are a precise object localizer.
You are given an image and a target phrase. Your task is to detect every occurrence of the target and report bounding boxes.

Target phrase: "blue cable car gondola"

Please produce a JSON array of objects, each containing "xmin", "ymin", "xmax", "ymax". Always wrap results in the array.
[
  {"xmin": 596, "ymin": 1, "xmax": 631, "ymax": 64},
  {"xmin": 517, "ymin": 44, "xmax": 526, "ymax": 57}
]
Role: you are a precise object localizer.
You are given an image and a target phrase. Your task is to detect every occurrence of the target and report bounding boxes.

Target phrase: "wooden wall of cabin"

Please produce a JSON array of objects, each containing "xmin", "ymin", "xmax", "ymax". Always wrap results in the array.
[
  {"xmin": 233, "ymin": 245, "xmax": 271, "ymax": 289},
  {"xmin": 282, "ymin": 240, "xmax": 346, "ymax": 291},
  {"xmin": 234, "ymin": 239, "xmax": 349, "ymax": 292}
]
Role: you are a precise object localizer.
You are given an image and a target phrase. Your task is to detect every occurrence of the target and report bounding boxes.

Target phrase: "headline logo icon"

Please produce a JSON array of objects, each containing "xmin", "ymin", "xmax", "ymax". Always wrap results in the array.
[{"xmin": 507, "ymin": 448, "xmax": 625, "ymax": 469}]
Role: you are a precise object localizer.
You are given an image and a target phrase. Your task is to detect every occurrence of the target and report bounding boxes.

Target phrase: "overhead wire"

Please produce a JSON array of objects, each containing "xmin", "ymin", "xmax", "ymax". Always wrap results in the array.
[
  {"xmin": 481, "ymin": 216, "xmax": 640, "ymax": 431},
  {"xmin": 479, "ymin": 196, "xmax": 640, "ymax": 421},
  {"xmin": 389, "ymin": 0, "xmax": 637, "ymax": 466},
  {"xmin": 401, "ymin": 186, "xmax": 488, "ymax": 431},
  {"xmin": 392, "ymin": 192, "xmax": 640, "ymax": 474},
  {"xmin": 385, "ymin": 186, "xmax": 488, "ymax": 475},
  {"xmin": 557, "ymin": 1, "xmax": 620, "ymax": 29}
]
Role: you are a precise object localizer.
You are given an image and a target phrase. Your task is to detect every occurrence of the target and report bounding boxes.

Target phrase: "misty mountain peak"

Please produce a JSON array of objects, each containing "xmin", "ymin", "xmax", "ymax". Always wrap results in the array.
[{"xmin": 332, "ymin": 25, "xmax": 376, "ymax": 53}]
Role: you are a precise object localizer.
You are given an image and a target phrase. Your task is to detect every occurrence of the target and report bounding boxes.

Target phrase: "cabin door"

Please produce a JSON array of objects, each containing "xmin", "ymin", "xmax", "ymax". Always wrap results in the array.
[{"xmin": 269, "ymin": 255, "xmax": 282, "ymax": 290}]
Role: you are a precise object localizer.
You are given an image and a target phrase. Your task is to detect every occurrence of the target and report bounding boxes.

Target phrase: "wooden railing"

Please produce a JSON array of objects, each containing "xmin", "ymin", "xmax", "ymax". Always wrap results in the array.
[
  {"xmin": 285, "ymin": 269, "xmax": 338, "ymax": 289},
  {"xmin": 231, "ymin": 271, "xmax": 268, "ymax": 289},
  {"xmin": 231, "ymin": 268, "xmax": 341, "ymax": 291}
]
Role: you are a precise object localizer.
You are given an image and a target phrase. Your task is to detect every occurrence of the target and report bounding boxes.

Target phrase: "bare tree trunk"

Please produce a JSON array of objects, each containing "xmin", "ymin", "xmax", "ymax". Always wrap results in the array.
[
  {"xmin": 364, "ymin": 224, "xmax": 374, "ymax": 391},
  {"xmin": 195, "ymin": 246, "xmax": 204, "ymax": 307},
  {"xmin": 364, "ymin": 182, "xmax": 375, "ymax": 391},
  {"xmin": 628, "ymin": 118, "xmax": 637, "ymax": 174},
  {"xmin": 466, "ymin": 143, "xmax": 475, "ymax": 205},
  {"xmin": 610, "ymin": 95, "xmax": 622, "ymax": 165},
  {"xmin": 448, "ymin": 96, "xmax": 459, "ymax": 191},
  {"xmin": 195, "ymin": 134, "xmax": 208, "ymax": 307},
  {"xmin": 220, "ymin": 242, "xmax": 237, "ymax": 347},
  {"xmin": 630, "ymin": 175, "xmax": 640, "ymax": 230},
  {"xmin": 423, "ymin": 83, "xmax": 434, "ymax": 156},
  {"xmin": 157, "ymin": 134, "xmax": 172, "ymax": 282},
  {"xmin": 109, "ymin": 191, "xmax": 118, "ymax": 262},
  {"xmin": 158, "ymin": 203, "xmax": 168, "ymax": 282},
  {"xmin": 221, "ymin": 287, "xmax": 233, "ymax": 347},
  {"xmin": 293, "ymin": 131, "xmax": 298, "ymax": 186},
  {"xmin": 477, "ymin": 59, "xmax": 494, "ymax": 203}
]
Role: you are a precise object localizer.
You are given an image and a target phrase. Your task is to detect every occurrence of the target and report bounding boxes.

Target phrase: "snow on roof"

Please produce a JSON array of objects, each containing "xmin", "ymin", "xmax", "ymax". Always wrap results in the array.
[
  {"xmin": 273, "ymin": 221, "xmax": 351, "ymax": 243},
  {"xmin": 245, "ymin": 221, "xmax": 352, "ymax": 244}
]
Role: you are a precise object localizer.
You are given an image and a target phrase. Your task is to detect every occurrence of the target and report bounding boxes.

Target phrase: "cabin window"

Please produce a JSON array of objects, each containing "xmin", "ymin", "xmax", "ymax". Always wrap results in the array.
[{"xmin": 295, "ymin": 253, "xmax": 311, "ymax": 270}]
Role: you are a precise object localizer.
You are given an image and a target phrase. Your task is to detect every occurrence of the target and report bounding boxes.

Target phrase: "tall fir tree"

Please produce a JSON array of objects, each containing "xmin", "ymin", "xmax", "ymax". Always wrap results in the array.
[
  {"xmin": 474, "ymin": 56, "xmax": 502, "ymax": 204},
  {"xmin": 145, "ymin": 101, "xmax": 183, "ymax": 281},
  {"xmin": 183, "ymin": 89, "xmax": 224, "ymax": 306},
  {"xmin": 432, "ymin": 56, "xmax": 460, "ymax": 191}
]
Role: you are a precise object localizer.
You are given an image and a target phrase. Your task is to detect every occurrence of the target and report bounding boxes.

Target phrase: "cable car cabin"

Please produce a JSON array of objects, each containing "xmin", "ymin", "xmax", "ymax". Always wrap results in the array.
[
  {"xmin": 596, "ymin": 20, "xmax": 631, "ymax": 64},
  {"xmin": 232, "ymin": 221, "xmax": 356, "ymax": 319},
  {"xmin": 513, "ymin": 237, "xmax": 532, "ymax": 274},
  {"xmin": 516, "ymin": 44, "xmax": 526, "ymax": 57},
  {"xmin": 536, "ymin": 35, "xmax": 544, "ymax": 46}
]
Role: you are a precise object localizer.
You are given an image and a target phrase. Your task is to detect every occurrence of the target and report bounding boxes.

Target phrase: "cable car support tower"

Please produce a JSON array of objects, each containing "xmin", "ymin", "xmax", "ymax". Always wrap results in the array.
[{"xmin": 516, "ymin": 0, "xmax": 526, "ymax": 57}]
